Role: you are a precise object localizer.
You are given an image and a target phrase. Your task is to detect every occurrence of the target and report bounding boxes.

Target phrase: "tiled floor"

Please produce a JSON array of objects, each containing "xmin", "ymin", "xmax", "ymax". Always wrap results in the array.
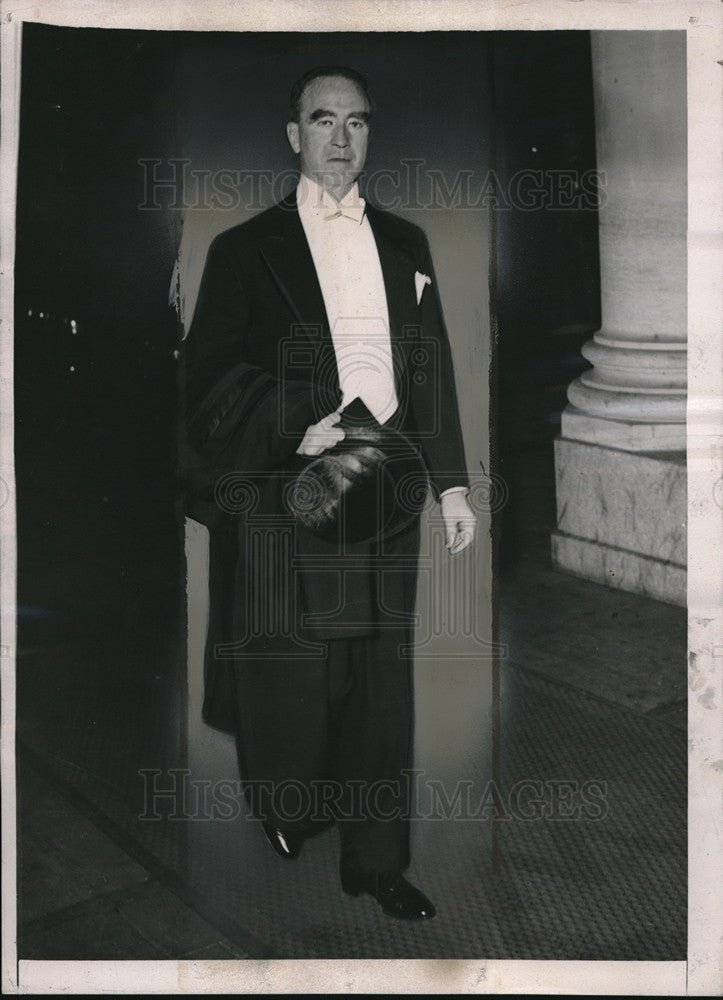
[
  {"xmin": 17, "ymin": 757, "xmax": 250, "ymax": 960},
  {"xmin": 14, "ymin": 432, "xmax": 687, "ymax": 961}
]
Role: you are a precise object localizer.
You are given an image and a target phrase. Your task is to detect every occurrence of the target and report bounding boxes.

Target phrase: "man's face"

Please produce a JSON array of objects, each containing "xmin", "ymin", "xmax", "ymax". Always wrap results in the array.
[{"xmin": 286, "ymin": 75, "xmax": 370, "ymax": 200}]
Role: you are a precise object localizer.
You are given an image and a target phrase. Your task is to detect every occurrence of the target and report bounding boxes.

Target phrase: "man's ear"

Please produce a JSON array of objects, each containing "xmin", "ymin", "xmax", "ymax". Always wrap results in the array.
[{"xmin": 286, "ymin": 121, "xmax": 300, "ymax": 154}]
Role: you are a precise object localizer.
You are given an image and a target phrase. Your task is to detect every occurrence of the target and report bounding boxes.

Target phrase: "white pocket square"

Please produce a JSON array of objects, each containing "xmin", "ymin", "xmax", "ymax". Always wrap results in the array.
[{"xmin": 415, "ymin": 271, "xmax": 432, "ymax": 305}]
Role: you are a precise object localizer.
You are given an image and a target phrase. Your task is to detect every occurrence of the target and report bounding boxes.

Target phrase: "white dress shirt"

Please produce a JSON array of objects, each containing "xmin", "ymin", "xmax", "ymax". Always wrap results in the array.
[
  {"xmin": 296, "ymin": 175, "xmax": 399, "ymax": 426},
  {"xmin": 296, "ymin": 174, "xmax": 467, "ymax": 501}
]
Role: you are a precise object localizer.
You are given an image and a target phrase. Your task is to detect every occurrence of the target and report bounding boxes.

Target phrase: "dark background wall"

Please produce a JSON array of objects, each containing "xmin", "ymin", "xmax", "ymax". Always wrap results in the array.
[
  {"xmin": 15, "ymin": 25, "xmax": 183, "ymax": 785},
  {"xmin": 14, "ymin": 23, "xmax": 598, "ymax": 822},
  {"xmin": 491, "ymin": 31, "xmax": 600, "ymax": 568}
]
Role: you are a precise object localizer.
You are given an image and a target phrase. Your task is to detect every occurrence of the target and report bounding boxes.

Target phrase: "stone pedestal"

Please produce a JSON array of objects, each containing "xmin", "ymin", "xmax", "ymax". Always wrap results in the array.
[
  {"xmin": 552, "ymin": 439, "xmax": 686, "ymax": 605},
  {"xmin": 552, "ymin": 32, "xmax": 687, "ymax": 606}
]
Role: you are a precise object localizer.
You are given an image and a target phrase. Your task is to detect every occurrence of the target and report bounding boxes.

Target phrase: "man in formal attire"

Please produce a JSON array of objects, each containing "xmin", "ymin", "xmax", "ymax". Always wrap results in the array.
[{"xmin": 182, "ymin": 66, "xmax": 476, "ymax": 920}]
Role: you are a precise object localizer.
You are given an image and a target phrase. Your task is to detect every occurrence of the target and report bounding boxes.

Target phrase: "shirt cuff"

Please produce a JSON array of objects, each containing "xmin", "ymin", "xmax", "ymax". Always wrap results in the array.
[{"xmin": 439, "ymin": 486, "xmax": 469, "ymax": 499}]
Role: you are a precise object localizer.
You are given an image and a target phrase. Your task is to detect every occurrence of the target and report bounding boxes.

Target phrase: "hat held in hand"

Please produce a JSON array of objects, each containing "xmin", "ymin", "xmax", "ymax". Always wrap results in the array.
[{"xmin": 289, "ymin": 398, "xmax": 428, "ymax": 544}]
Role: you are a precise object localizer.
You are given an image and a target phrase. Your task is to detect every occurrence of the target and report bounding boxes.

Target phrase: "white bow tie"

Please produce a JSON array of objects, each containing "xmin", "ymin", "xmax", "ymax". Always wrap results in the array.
[{"xmin": 322, "ymin": 201, "xmax": 366, "ymax": 224}]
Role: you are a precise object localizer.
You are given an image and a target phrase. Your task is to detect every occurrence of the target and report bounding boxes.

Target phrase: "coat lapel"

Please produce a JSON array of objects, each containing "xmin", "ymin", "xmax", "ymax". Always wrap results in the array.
[
  {"xmin": 365, "ymin": 204, "xmax": 419, "ymax": 382},
  {"xmin": 259, "ymin": 195, "xmax": 339, "ymax": 402},
  {"xmin": 259, "ymin": 195, "xmax": 329, "ymax": 332}
]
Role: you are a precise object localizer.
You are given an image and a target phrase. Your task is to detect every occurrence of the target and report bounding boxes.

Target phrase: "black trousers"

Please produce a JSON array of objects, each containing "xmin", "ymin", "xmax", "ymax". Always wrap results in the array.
[
  {"xmin": 234, "ymin": 625, "xmax": 414, "ymax": 874},
  {"xmin": 232, "ymin": 509, "xmax": 420, "ymax": 875}
]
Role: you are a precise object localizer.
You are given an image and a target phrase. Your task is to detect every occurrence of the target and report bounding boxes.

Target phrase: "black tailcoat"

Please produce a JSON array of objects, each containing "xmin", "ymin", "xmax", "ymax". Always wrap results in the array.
[{"xmin": 181, "ymin": 190, "xmax": 468, "ymax": 734}]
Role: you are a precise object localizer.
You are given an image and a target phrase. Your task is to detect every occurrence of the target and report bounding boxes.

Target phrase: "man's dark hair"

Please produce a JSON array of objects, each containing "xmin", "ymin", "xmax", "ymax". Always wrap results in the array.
[{"xmin": 289, "ymin": 65, "xmax": 372, "ymax": 123}]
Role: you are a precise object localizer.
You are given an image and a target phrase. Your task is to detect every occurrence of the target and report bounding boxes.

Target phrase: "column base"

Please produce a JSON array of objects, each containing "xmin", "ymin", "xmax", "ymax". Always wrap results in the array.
[
  {"xmin": 561, "ymin": 405, "xmax": 686, "ymax": 452},
  {"xmin": 551, "ymin": 437, "xmax": 686, "ymax": 607},
  {"xmin": 551, "ymin": 532, "xmax": 685, "ymax": 606}
]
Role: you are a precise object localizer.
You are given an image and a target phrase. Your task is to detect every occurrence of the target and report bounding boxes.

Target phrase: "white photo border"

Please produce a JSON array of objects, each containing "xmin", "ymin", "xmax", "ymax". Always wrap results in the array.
[{"xmin": 1, "ymin": 1, "xmax": 720, "ymax": 995}]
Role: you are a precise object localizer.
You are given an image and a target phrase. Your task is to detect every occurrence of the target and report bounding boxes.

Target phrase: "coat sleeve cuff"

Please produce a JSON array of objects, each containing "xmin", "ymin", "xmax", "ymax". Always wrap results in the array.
[{"xmin": 439, "ymin": 486, "xmax": 469, "ymax": 499}]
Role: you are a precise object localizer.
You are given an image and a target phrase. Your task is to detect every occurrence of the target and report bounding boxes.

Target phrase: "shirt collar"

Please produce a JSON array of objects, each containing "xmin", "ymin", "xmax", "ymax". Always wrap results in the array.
[{"xmin": 297, "ymin": 174, "xmax": 366, "ymax": 225}]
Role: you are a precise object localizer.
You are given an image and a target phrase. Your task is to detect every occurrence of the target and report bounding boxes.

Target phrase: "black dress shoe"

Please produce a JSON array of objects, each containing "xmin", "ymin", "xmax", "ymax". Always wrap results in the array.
[
  {"xmin": 341, "ymin": 870, "xmax": 436, "ymax": 920},
  {"xmin": 260, "ymin": 821, "xmax": 303, "ymax": 860}
]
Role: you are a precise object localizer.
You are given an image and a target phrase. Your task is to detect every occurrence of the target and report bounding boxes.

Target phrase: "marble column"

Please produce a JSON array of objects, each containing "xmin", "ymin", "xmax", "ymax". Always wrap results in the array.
[{"xmin": 552, "ymin": 32, "xmax": 687, "ymax": 606}]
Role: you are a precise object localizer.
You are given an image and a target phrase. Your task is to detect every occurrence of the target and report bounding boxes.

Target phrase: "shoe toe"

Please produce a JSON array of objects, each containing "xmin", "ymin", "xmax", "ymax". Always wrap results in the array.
[
  {"xmin": 261, "ymin": 821, "xmax": 302, "ymax": 859},
  {"xmin": 380, "ymin": 875, "xmax": 436, "ymax": 920}
]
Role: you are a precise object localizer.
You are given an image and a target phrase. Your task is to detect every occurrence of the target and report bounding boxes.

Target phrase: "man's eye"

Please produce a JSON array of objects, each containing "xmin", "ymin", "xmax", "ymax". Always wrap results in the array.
[{"xmin": 349, "ymin": 120, "xmax": 366, "ymax": 129}]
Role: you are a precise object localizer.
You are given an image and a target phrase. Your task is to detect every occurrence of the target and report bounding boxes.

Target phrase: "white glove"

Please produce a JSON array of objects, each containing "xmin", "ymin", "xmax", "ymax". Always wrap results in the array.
[
  {"xmin": 296, "ymin": 410, "xmax": 345, "ymax": 457},
  {"xmin": 440, "ymin": 490, "xmax": 476, "ymax": 555}
]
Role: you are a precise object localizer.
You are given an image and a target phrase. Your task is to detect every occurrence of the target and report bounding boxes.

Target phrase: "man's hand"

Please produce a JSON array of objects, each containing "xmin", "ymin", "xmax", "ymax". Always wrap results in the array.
[
  {"xmin": 440, "ymin": 491, "xmax": 476, "ymax": 555},
  {"xmin": 296, "ymin": 410, "xmax": 345, "ymax": 457}
]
